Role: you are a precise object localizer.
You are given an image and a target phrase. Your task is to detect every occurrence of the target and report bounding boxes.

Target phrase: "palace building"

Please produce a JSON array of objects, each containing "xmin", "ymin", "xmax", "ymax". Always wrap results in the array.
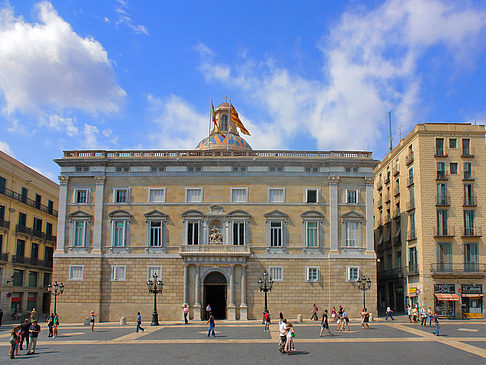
[
  {"xmin": 0, "ymin": 151, "xmax": 58, "ymax": 316},
  {"xmin": 374, "ymin": 123, "xmax": 486, "ymax": 318},
  {"xmin": 53, "ymin": 103, "xmax": 378, "ymax": 322}
]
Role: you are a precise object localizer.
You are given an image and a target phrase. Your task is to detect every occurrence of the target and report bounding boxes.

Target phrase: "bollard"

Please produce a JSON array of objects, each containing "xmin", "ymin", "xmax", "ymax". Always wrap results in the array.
[
  {"xmin": 120, "ymin": 316, "xmax": 127, "ymax": 326},
  {"xmin": 83, "ymin": 317, "xmax": 90, "ymax": 326},
  {"xmin": 296, "ymin": 314, "xmax": 303, "ymax": 322}
]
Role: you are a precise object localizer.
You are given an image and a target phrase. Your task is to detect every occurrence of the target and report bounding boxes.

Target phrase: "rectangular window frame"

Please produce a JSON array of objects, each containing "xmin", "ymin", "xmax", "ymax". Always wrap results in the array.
[
  {"xmin": 268, "ymin": 188, "xmax": 285, "ymax": 203},
  {"xmin": 270, "ymin": 221, "xmax": 283, "ymax": 247},
  {"xmin": 185, "ymin": 187, "xmax": 203, "ymax": 203},
  {"xmin": 111, "ymin": 219, "xmax": 130, "ymax": 247},
  {"xmin": 147, "ymin": 265, "xmax": 163, "ymax": 281},
  {"xmin": 346, "ymin": 266, "xmax": 361, "ymax": 282},
  {"xmin": 186, "ymin": 220, "xmax": 200, "ymax": 245},
  {"xmin": 345, "ymin": 189, "xmax": 359, "ymax": 204},
  {"xmin": 449, "ymin": 138, "xmax": 457, "ymax": 148},
  {"xmin": 305, "ymin": 266, "xmax": 320, "ymax": 282},
  {"xmin": 230, "ymin": 187, "xmax": 248, "ymax": 203},
  {"xmin": 269, "ymin": 266, "xmax": 283, "ymax": 282},
  {"xmin": 148, "ymin": 188, "xmax": 166, "ymax": 203},
  {"xmin": 450, "ymin": 163, "xmax": 458, "ymax": 175},
  {"xmin": 304, "ymin": 188, "xmax": 319, "ymax": 203},
  {"xmin": 305, "ymin": 221, "xmax": 320, "ymax": 248},
  {"xmin": 148, "ymin": 220, "xmax": 164, "ymax": 247},
  {"xmin": 111, "ymin": 265, "xmax": 127, "ymax": 281},
  {"xmin": 232, "ymin": 221, "xmax": 246, "ymax": 245},
  {"xmin": 73, "ymin": 188, "xmax": 90, "ymax": 204},
  {"xmin": 69, "ymin": 265, "xmax": 84, "ymax": 281},
  {"xmin": 113, "ymin": 188, "xmax": 130, "ymax": 203},
  {"xmin": 72, "ymin": 219, "xmax": 89, "ymax": 248}
]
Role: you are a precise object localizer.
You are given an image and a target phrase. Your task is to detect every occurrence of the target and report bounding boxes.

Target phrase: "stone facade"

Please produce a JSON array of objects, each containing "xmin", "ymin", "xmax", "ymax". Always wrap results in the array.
[
  {"xmin": 0, "ymin": 151, "xmax": 59, "ymax": 316},
  {"xmin": 53, "ymin": 103, "xmax": 378, "ymax": 322},
  {"xmin": 374, "ymin": 123, "xmax": 486, "ymax": 318}
]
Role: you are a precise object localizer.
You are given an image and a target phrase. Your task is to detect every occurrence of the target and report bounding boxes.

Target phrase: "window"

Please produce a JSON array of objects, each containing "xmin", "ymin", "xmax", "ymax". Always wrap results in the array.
[
  {"xmin": 187, "ymin": 221, "xmax": 199, "ymax": 245},
  {"xmin": 221, "ymin": 114, "xmax": 228, "ymax": 131},
  {"xmin": 437, "ymin": 183, "xmax": 447, "ymax": 205},
  {"xmin": 345, "ymin": 189, "xmax": 359, "ymax": 204},
  {"xmin": 188, "ymin": 167, "xmax": 202, "ymax": 172},
  {"xmin": 437, "ymin": 242, "xmax": 452, "ymax": 271},
  {"xmin": 33, "ymin": 217, "xmax": 42, "ymax": 235},
  {"xmin": 270, "ymin": 221, "xmax": 283, "ymax": 247},
  {"xmin": 462, "ymin": 138, "xmax": 471, "ymax": 156},
  {"xmin": 0, "ymin": 205, "xmax": 4, "ymax": 221},
  {"xmin": 437, "ymin": 162, "xmax": 446, "ymax": 179},
  {"xmin": 149, "ymin": 188, "xmax": 166, "ymax": 203},
  {"xmin": 21, "ymin": 187, "xmax": 27, "ymax": 202},
  {"xmin": 464, "ymin": 162, "xmax": 472, "ymax": 180},
  {"xmin": 69, "ymin": 265, "xmax": 84, "ymax": 281},
  {"xmin": 147, "ymin": 221, "xmax": 162, "ymax": 247},
  {"xmin": 113, "ymin": 221, "xmax": 128, "ymax": 247},
  {"xmin": 464, "ymin": 243, "xmax": 479, "ymax": 271},
  {"xmin": 396, "ymin": 251, "xmax": 402, "ymax": 270},
  {"xmin": 0, "ymin": 176, "xmax": 5, "ymax": 193},
  {"xmin": 437, "ymin": 209, "xmax": 448, "ymax": 236},
  {"xmin": 344, "ymin": 221, "xmax": 360, "ymax": 247},
  {"xmin": 111, "ymin": 265, "xmax": 126, "ymax": 281},
  {"xmin": 231, "ymin": 188, "xmax": 248, "ymax": 203},
  {"xmin": 31, "ymin": 243, "xmax": 39, "ymax": 260},
  {"xmin": 305, "ymin": 221, "xmax": 319, "ymax": 247},
  {"xmin": 268, "ymin": 188, "xmax": 285, "ymax": 203},
  {"xmin": 13, "ymin": 269, "xmax": 24, "ymax": 286},
  {"xmin": 450, "ymin": 163, "xmax": 458, "ymax": 174},
  {"xmin": 48, "ymin": 200, "xmax": 54, "ymax": 214},
  {"xmin": 435, "ymin": 138, "xmax": 445, "ymax": 156},
  {"xmin": 464, "ymin": 210, "xmax": 475, "ymax": 236},
  {"xmin": 44, "ymin": 247, "xmax": 53, "ymax": 264},
  {"xmin": 346, "ymin": 266, "xmax": 360, "ymax": 282},
  {"xmin": 305, "ymin": 267, "xmax": 320, "ymax": 282},
  {"xmin": 305, "ymin": 189, "xmax": 318, "ymax": 203},
  {"xmin": 16, "ymin": 239, "xmax": 25, "ymax": 257},
  {"xmin": 269, "ymin": 266, "xmax": 283, "ymax": 282},
  {"xmin": 232, "ymin": 222, "xmax": 245, "ymax": 245},
  {"xmin": 186, "ymin": 188, "xmax": 203, "ymax": 203},
  {"xmin": 409, "ymin": 247, "xmax": 417, "ymax": 270},
  {"xmin": 147, "ymin": 266, "xmax": 162, "ymax": 281},
  {"xmin": 46, "ymin": 222, "xmax": 53, "ymax": 236},
  {"xmin": 113, "ymin": 188, "xmax": 129, "ymax": 203},
  {"xmin": 43, "ymin": 273, "xmax": 51, "ymax": 288},
  {"xmin": 71, "ymin": 220, "xmax": 89, "ymax": 247},
  {"xmin": 74, "ymin": 189, "xmax": 89, "ymax": 204},
  {"xmin": 18, "ymin": 212, "xmax": 26, "ymax": 227},
  {"xmin": 35, "ymin": 194, "xmax": 41, "ymax": 209},
  {"xmin": 464, "ymin": 184, "xmax": 474, "ymax": 206},
  {"xmin": 449, "ymin": 138, "xmax": 456, "ymax": 148},
  {"xmin": 28, "ymin": 271, "xmax": 38, "ymax": 287}
]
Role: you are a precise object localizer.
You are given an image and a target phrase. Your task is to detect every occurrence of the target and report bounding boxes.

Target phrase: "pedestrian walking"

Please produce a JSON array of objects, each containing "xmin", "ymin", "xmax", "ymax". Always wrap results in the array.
[
  {"xmin": 363, "ymin": 308, "xmax": 370, "ymax": 329},
  {"xmin": 279, "ymin": 312, "xmax": 284, "ymax": 323},
  {"xmin": 342, "ymin": 309, "xmax": 350, "ymax": 331},
  {"xmin": 331, "ymin": 306, "xmax": 336, "ymax": 322},
  {"xmin": 320, "ymin": 310, "xmax": 332, "ymax": 336},
  {"xmin": 284, "ymin": 323, "xmax": 295, "ymax": 355},
  {"xmin": 407, "ymin": 304, "xmax": 412, "ymax": 323},
  {"xmin": 432, "ymin": 313, "xmax": 440, "ymax": 336},
  {"xmin": 385, "ymin": 306, "xmax": 395, "ymax": 320},
  {"xmin": 20, "ymin": 318, "xmax": 31, "ymax": 349},
  {"xmin": 9, "ymin": 326, "xmax": 19, "ymax": 359},
  {"xmin": 183, "ymin": 304, "xmax": 189, "ymax": 324},
  {"xmin": 27, "ymin": 320, "xmax": 41, "ymax": 354},
  {"xmin": 264, "ymin": 311, "xmax": 271, "ymax": 332},
  {"xmin": 311, "ymin": 303, "xmax": 319, "ymax": 321},
  {"xmin": 136, "ymin": 312, "xmax": 145, "ymax": 332},
  {"xmin": 53, "ymin": 313, "xmax": 60, "ymax": 337},
  {"xmin": 420, "ymin": 306, "xmax": 427, "ymax": 326},
  {"xmin": 0, "ymin": 308, "xmax": 3, "ymax": 326},
  {"xmin": 279, "ymin": 318, "xmax": 287, "ymax": 353},
  {"xmin": 427, "ymin": 306, "xmax": 433, "ymax": 327},
  {"xmin": 47, "ymin": 313, "xmax": 54, "ymax": 337},
  {"xmin": 90, "ymin": 311, "xmax": 97, "ymax": 332},
  {"xmin": 206, "ymin": 312, "xmax": 215, "ymax": 337},
  {"xmin": 412, "ymin": 305, "xmax": 418, "ymax": 323}
]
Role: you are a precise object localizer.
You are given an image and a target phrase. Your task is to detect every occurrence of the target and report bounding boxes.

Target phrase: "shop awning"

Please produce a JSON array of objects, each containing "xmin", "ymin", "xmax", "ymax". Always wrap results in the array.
[
  {"xmin": 462, "ymin": 293, "xmax": 484, "ymax": 297},
  {"xmin": 435, "ymin": 293, "xmax": 461, "ymax": 301}
]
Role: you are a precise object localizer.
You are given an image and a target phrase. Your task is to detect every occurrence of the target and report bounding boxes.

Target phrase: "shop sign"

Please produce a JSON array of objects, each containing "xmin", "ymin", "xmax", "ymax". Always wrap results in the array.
[
  {"xmin": 434, "ymin": 284, "xmax": 455, "ymax": 294},
  {"xmin": 461, "ymin": 284, "xmax": 482, "ymax": 295}
]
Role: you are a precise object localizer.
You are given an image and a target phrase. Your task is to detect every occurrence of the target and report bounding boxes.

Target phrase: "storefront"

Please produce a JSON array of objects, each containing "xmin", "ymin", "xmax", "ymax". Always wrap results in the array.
[
  {"xmin": 461, "ymin": 284, "xmax": 483, "ymax": 319},
  {"xmin": 434, "ymin": 284, "xmax": 460, "ymax": 318}
]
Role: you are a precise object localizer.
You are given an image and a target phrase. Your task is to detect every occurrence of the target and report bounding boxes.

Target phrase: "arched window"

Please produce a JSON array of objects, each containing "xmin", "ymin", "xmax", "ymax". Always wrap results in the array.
[{"xmin": 221, "ymin": 115, "xmax": 228, "ymax": 132}]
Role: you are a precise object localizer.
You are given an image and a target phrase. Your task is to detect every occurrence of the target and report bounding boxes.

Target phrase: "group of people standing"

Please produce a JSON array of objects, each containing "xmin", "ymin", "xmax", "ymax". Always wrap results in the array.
[
  {"xmin": 8, "ymin": 308, "xmax": 44, "ymax": 359},
  {"xmin": 407, "ymin": 304, "xmax": 440, "ymax": 335},
  {"xmin": 278, "ymin": 314, "xmax": 295, "ymax": 355}
]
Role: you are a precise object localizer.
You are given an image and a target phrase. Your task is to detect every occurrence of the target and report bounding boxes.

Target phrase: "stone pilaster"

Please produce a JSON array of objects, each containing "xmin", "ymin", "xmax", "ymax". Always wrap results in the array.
[
  {"xmin": 240, "ymin": 264, "xmax": 248, "ymax": 320},
  {"xmin": 365, "ymin": 177, "xmax": 375, "ymax": 253},
  {"xmin": 56, "ymin": 176, "xmax": 69, "ymax": 252},
  {"xmin": 92, "ymin": 176, "xmax": 105, "ymax": 252},
  {"xmin": 227, "ymin": 265, "xmax": 236, "ymax": 320},
  {"xmin": 193, "ymin": 265, "xmax": 201, "ymax": 320},
  {"xmin": 329, "ymin": 176, "xmax": 340, "ymax": 252}
]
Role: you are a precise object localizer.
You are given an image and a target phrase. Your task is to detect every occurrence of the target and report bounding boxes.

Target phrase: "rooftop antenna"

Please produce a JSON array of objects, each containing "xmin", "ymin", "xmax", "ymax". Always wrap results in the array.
[{"xmin": 388, "ymin": 111, "xmax": 393, "ymax": 152}]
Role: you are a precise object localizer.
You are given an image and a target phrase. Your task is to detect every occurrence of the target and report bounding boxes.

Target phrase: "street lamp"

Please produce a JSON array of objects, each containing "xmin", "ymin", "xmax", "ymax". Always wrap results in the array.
[
  {"xmin": 258, "ymin": 270, "xmax": 273, "ymax": 320},
  {"xmin": 47, "ymin": 281, "xmax": 64, "ymax": 314},
  {"xmin": 356, "ymin": 274, "xmax": 372, "ymax": 309},
  {"xmin": 146, "ymin": 272, "xmax": 163, "ymax": 326}
]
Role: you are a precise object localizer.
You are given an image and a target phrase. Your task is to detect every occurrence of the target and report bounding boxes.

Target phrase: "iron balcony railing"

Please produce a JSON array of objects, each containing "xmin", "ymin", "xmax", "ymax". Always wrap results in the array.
[
  {"xmin": 463, "ymin": 226, "xmax": 481, "ymax": 237},
  {"xmin": 405, "ymin": 265, "xmax": 419, "ymax": 276},
  {"xmin": 0, "ymin": 187, "xmax": 57, "ymax": 217},
  {"xmin": 436, "ymin": 195, "xmax": 450, "ymax": 206},
  {"xmin": 11, "ymin": 255, "xmax": 52, "ymax": 268},
  {"xmin": 0, "ymin": 219, "xmax": 10, "ymax": 229},
  {"xmin": 437, "ymin": 171, "xmax": 448, "ymax": 180},
  {"xmin": 464, "ymin": 195, "xmax": 477, "ymax": 207},
  {"xmin": 405, "ymin": 153, "xmax": 414, "ymax": 166},
  {"xmin": 430, "ymin": 263, "xmax": 486, "ymax": 273},
  {"xmin": 434, "ymin": 226, "xmax": 455, "ymax": 237},
  {"xmin": 15, "ymin": 225, "xmax": 56, "ymax": 243},
  {"xmin": 0, "ymin": 253, "xmax": 8, "ymax": 262}
]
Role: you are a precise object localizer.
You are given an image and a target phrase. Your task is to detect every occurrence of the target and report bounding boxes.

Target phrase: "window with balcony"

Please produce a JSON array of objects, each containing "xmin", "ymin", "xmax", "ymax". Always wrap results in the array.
[
  {"xmin": 48, "ymin": 200, "xmax": 54, "ymax": 214},
  {"xmin": 464, "ymin": 243, "xmax": 479, "ymax": 272},
  {"xmin": 464, "ymin": 210, "xmax": 475, "ymax": 236},
  {"xmin": 44, "ymin": 246, "xmax": 53, "ymax": 265},
  {"xmin": 35, "ymin": 194, "xmax": 41, "ymax": 209},
  {"xmin": 464, "ymin": 184, "xmax": 475, "ymax": 206},
  {"xmin": 462, "ymin": 138, "xmax": 471, "ymax": 156},
  {"xmin": 409, "ymin": 212, "xmax": 416, "ymax": 239},
  {"xmin": 18, "ymin": 212, "xmax": 26, "ymax": 227},
  {"xmin": 435, "ymin": 138, "xmax": 445, "ymax": 156},
  {"xmin": 31, "ymin": 243, "xmax": 38, "ymax": 260},
  {"xmin": 436, "ymin": 242, "xmax": 452, "ymax": 271},
  {"xmin": 21, "ymin": 187, "xmax": 27, "ymax": 203},
  {"xmin": 0, "ymin": 176, "xmax": 5, "ymax": 193},
  {"xmin": 33, "ymin": 217, "xmax": 42, "ymax": 236},
  {"xmin": 437, "ymin": 162, "xmax": 446, "ymax": 180},
  {"xmin": 464, "ymin": 162, "xmax": 472, "ymax": 180},
  {"xmin": 16, "ymin": 239, "xmax": 25, "ymax": 259},
  {"xmin": 231, "ymin": 188, "xmax": 248, "ymax": 203},
  {"xmin": 437, "ymin": 209, "xmax": 448, "ymax": 236},
  {"xmin": 113, "ymin": 188, "xmax": 130, "ymax": 203},
  {"xmin": 13, "ymin": 269, "xmax": 24, "ymax": 286},
  {"xmin": 28, "ymin": 271, "xmax": 38, "ymax": 287}
]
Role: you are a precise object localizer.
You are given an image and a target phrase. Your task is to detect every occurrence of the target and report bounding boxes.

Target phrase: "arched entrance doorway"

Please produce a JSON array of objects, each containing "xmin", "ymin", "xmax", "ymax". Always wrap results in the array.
[{"xmin": 204, "ymin": 271, "xmax": 227, "ymax": 319}]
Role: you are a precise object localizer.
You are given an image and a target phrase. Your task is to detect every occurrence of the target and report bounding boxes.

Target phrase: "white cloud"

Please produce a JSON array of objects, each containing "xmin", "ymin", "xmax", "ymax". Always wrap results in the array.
[
  {"xmin": 43, "ymin": 113, "xmax": 79, "ymax": 136},
  {"xmin": 82, "ymin": 123, "xmax": 101, "ymax": 149},
  {"xmin": 0, "ymin": 141, "xmax": 13, "ymax": 156},
  {"xmin": 0, "ymin": 2, "xmax": 126, "ymax": 115},
  {"xmin": 115, "ymin": 0, "xmax": 148, "ymax": 35},
  {"xmin": 194, "ymin": 0, "xmax": 486, "ymax": 151}
]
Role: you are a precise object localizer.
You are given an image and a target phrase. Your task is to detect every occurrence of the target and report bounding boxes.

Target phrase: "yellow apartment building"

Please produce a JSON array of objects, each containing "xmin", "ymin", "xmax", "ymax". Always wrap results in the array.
[
  {"xmin": 374, "ymin": 123, "xmax": 485, "ymax": 318},
  {"xmin": 52, "ymin": 103, "xmax": 378, "ymax": 322},
  {"xmin": 0, "ymin": 151, "xmax": 59, "ymax": 317}
]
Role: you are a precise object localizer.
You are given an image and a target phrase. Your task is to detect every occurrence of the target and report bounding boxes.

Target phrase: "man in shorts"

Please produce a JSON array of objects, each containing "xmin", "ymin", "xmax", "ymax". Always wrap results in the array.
[
  {"xmin": 279, "ymin": 319, "xmax": 287, "ymax": 353},
  {"xmin": 320, "ymin": 309, "xmax": 332, "ymax": 336}
]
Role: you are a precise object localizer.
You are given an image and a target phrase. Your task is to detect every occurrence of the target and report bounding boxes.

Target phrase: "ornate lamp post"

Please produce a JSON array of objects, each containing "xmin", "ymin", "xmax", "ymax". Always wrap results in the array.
[
  {"xmin": 356, "ymin": 274, "xmax": 372, "ymax": 309},
  {"xmin": 147, "ymin": 272, "xmax": 164, "ymax": 326},
  {"xmin": 47, "ymin": 281, "xmax": 64, "ymax": 314},
  {"xmin": 258, "ymin": 270, "xmax": 273, "ymax": 320}
]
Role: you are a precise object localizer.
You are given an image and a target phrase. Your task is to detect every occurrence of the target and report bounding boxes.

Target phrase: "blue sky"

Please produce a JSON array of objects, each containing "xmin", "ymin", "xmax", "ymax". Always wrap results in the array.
[{"xmin": 1, "ymin": 0, "xmax": 486, "ymax": 181}]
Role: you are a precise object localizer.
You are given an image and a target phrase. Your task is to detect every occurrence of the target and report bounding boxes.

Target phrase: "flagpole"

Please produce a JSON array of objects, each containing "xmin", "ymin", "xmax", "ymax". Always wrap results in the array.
[
  {"xmin": 208, "ymin": 98, "xmax": 212, "ymax": 151},
  {"xmin": 227, "ymin": 98, "xmax": 231, "ymax": 151}
]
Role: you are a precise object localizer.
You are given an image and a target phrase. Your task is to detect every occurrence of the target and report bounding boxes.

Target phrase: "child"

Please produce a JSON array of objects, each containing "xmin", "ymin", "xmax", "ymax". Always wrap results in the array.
[
  {"xmin": 9, "ymin": 326, "xmax": 19, "ymax": 359},
  {"xmin": 15, "ymin": 325, "xmax": 22, "ymax": 356}
]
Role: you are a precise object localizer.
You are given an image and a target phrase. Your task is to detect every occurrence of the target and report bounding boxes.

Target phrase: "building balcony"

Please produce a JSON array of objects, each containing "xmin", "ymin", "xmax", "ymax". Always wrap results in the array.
[
  {"xmin": 406, "ymin": 200, "xmax": 415, "ymax": 211},
  {"xmin": 405, "ymin": 265, "xmax": 419, "ymax": 276},
  {"xmin": 377, "ymin": 268, "xmax": 403, "ymax": 281},
  {"xmin": 393, "ymin": 166, "xmax": 399, "ymax": 176},
  {"xmin": 11, "ymin": 255, "xmax": 52, "ymax": 268},
  {"xmin": 384, "ymin": 175, "xmax": 390, "ymax": 185},
  {"xmin": 393, "ymin": 186, "xmax": 400, "ymax": 196},
  {"xmin": 464, "ymin": 195, "xmax": 477, "ymax": 207},
  {"xmin": 393, "ymin": 235, "xmax": 402, "ymax": 246},
  {"xmin": 434, "ymin": 226, "xmax": 455, "ymax": 238},
  {"xmin": 407, "ymin": 177, "xmax": 414, "ymax": 187},
  {"xmin": 436, "ymin": 171, "xmax": 448, "ymax": 181},
  {"xmin": 461, "ymin": 149, "xmax": 474, "ymax": 158},
  {"xmin": 15, "ymin": 225, "xmax": 56, "ymax": 244},
  {"xmin": 0, "ymin": 187, "xmax": 57, "ymax": 217},
  {"xmin": 0, "ymin": 219, "xmax": 10, "ymax": 230},
  {"xmin": 0, "ymin": 253, "xmax": 8, "ymax": 262},
  {"xmin": 463, "ymin": 172, "xmax": 473, "ymax": 181},
  {"xmin": 407, "ymin": 230, "xmax": 416, "ymax": 241},
  {"xmin": 434, "ymin": 151, "xmax": 447, "ymax": 158},
  {"xmin": 436, "ymin": 195, "xmax": 450, "ymax": 207},
  {"xmin": 430, "ymin": 263, "xmax": 485, "ymax": 278},
  {"xmin": 462, "ymin": 227, "xmax": 481, "ymax": 238},
  {"xmin": 405, "ymin": 153, "xmax": 414, "ymax": 166},
  {"xmin": 179, "ymin": 244, "xmax": 251, "ymax": 257}
]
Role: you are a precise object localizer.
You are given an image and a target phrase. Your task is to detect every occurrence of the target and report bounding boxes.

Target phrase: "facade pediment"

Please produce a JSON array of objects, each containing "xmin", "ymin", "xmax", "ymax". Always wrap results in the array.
[
  {"xmin": 144, "ymin": 210, "xmax": 168, "ymax": 219},
  {"xmin": 108, "ymin": 209, "xmax": 132, "ymax": 218},
  {"xmin": 227, "ymin": 209, "xmax": 250, "ymax": 218},
  {"xmin": 181, "ymin": 209, "xmax": 204, "ymax": 217},
  {"xmin": 68, "ymin": 210, "xmax": 93, "ymax": 219},
  {"xmin": 264, "ymin": 210, "xmax": 289, "ymax": 218},
  {"xmin": 341, "ymin": 211, "xmax": 364, "ymax": 219},
  {"xmin": 301, "ymin": 210, "xmax": 324, "ymax": 218}
]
